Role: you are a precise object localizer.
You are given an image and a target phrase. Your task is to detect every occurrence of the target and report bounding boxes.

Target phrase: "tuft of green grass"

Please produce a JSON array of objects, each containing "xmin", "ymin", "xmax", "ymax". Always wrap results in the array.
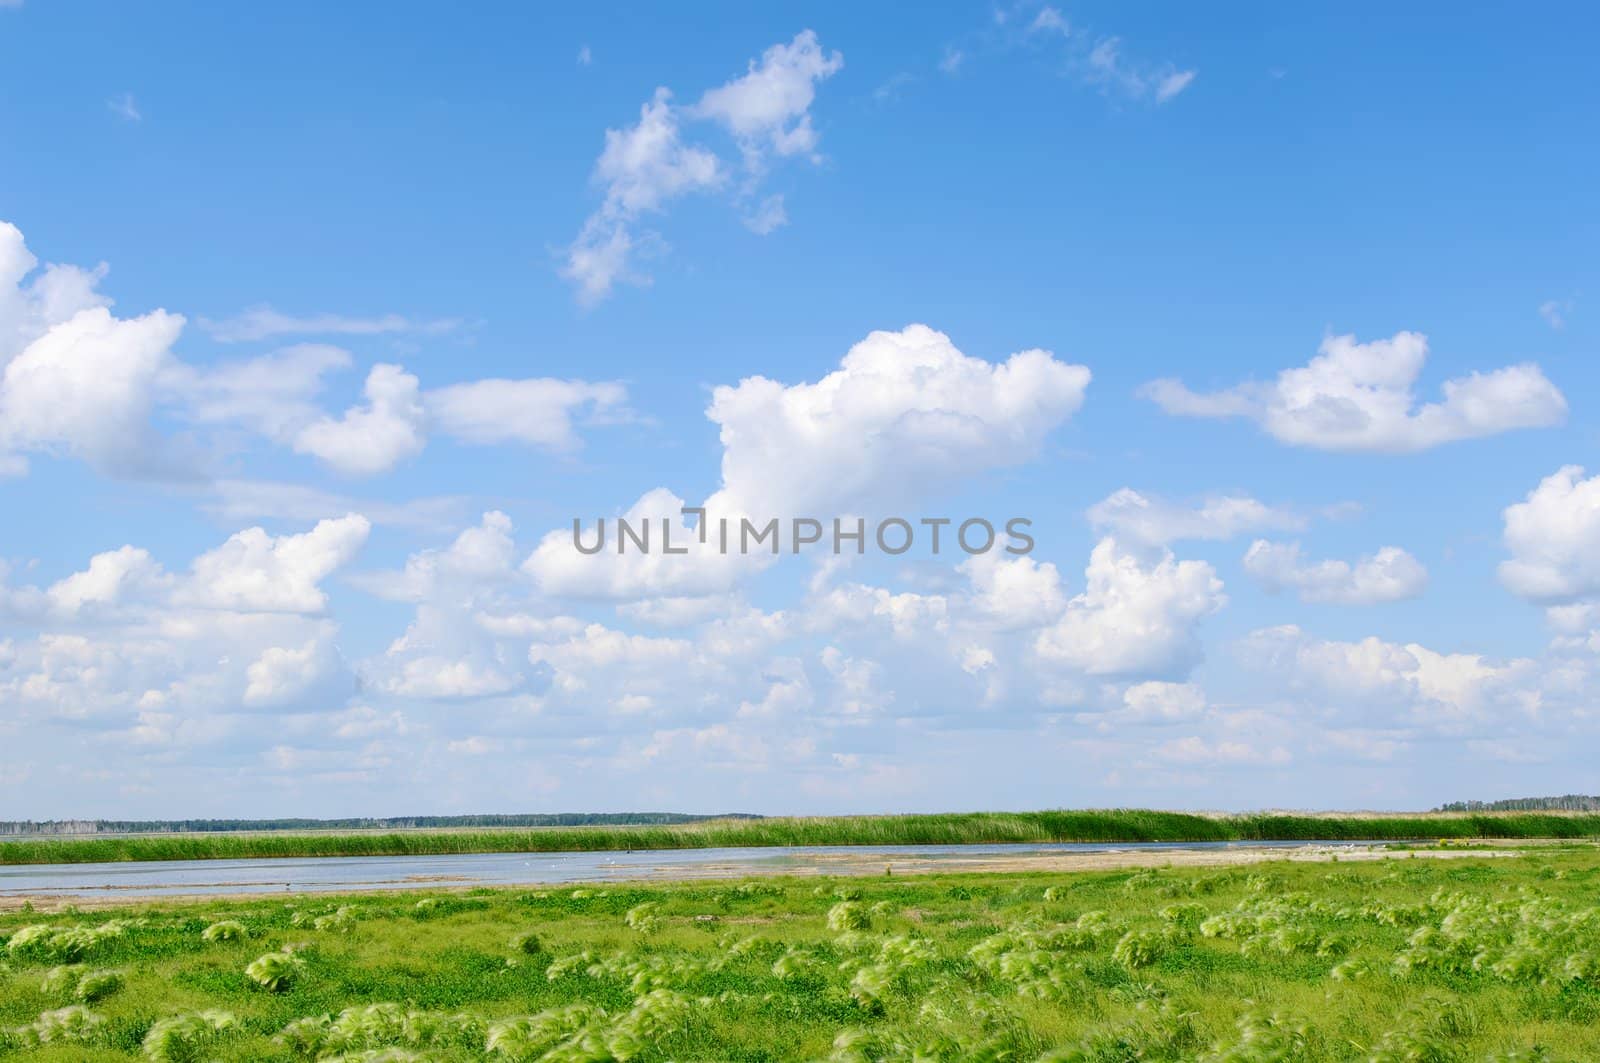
[
  {"xmin": 7, "ymin": 1004, "xmax": 107, "ymax": 1049},
  {"xmin": 140, "ymin": 1009, "xmax": 239, "ymax": 1062},
  {"xmin": 826, "ymin": 901, "xmax": 871, "ymax": 933},
  {"xmin": 244, "ymin": 947, "xmax": 306, "ymax": 992},
  {"xmin": 508, "ymin": 930, "xmax": 543, "ymax": 955},
  {"xmin": 199, "ymin": 920, "xmax": 246, "ymax": 944}
]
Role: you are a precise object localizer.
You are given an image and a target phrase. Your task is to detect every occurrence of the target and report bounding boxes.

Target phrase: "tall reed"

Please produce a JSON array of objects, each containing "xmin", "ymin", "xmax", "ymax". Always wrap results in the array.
[{"xmin": 2, "ymin": 809, "xmax": 1597, "ymax": 865}]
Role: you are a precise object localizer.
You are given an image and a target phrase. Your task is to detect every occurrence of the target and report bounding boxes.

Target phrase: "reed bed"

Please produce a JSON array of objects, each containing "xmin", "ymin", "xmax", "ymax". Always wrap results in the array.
[{"xmin": 4, "ymin": 810, "xmax": 1599, "ymax": 865}]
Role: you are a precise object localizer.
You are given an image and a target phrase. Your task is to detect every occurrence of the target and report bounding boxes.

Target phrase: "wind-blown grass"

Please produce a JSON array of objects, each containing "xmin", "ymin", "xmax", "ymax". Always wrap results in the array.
[
  {"xmin": 4, "ymin": 852, "xmax": 1600, "ymax": 1058},
  {"xmin": 3, "ymin": 810, "xmax": 1598, "ymax": 865}
]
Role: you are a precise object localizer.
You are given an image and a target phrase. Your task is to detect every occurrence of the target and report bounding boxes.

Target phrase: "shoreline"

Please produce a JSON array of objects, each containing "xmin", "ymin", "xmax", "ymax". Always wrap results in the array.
[{"xmin": 0, "ymin": 841, "xmax": 1530, "ymax": 912}]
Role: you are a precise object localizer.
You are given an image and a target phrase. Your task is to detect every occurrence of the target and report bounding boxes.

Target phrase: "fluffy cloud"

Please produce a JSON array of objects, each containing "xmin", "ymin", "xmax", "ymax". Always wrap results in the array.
[
  {"xmin": 430, "ymin": 518, "xmax": 1249, "ymax": 785},
  {"xmin": 0, "ymin": 221, "xmax": 191, "ymax": 477},
  {"xmin": 5, "ymin": 518, "xmax": 369, "ymax": 626},
  {"xmin": 1035, "ymin": 538, "xmax": 1225, "ymax": 677},
  {"xmin": 243, "ymin": 637, "xmax": 352, "ymax": 708},
  {"xmin": 692, "ymin": 30, "xmax": 843, "ymax": 165},
  {"xmin": 524, "ymin": 617, "xmax": 763, "ymax": 722},
  {"xmin": 350, "ymin": 511, "xmax": 517, "ymax": 603},
  {"xmin": 292, "ymin": 364, "xmax": 426, "ymax": 476},
  {"xmin": 531, "ymin": 622, "xmax": 693, "ymax": 676},
  {"xmin": 563, "ymin": 32, "xmax": 841, "ymax": 304},
  {"xmin": 352, "ymin": 512, "xmax": 542, "ymax": 702},
  {"xmin": 1088, "ymin": 487, "xmax": 1304, "ymax": 546},
  {"xmin": 180, "ymin": 515, "xmax": 371, "ymax": 613},
  {"xmin": 215, "ymin": 359, "xmax": 627, "ymax": 476},
  {"xmin": 47, "ymin": 547, "xmax": 170, "ymax": 616},
  {"xmin": 3, "ymin": 614, "xmax": 354, "ymax": 727},
  {"xmin": 1243, "ymin": 540, "xmax": 1427, "ymax": 605},
  {"xmin": 1500, "ymin": 467, "xmax": 1600, "ymax": 604},
  {"xmin": 1, "ymin": 220, "xmax": 628, "ymax": 480},
  {"xmin": 1176, "ymin": 623, "xmax": 1600, "ymax": 789},
  {"xmin": 184, "ymin": 348, "xmax": 628, "ymax": 475},
  {"xmin": 0, "ymin": 519, "xmax": 367, "ymax": 731},
  {"xmin": 960, "ymin": 553, "xmax": 1066, "ymax": 630},
  {"xmin": 23, "ymin": 490, "xmax": 1592, "ymax": 810},
  {"xmin": 1141, "ymin": 331, "xmax": 1566, "ymax": 452},
  {"xmin": 594, "ymin": 89, "xmax": 725, "ymax": 217},
  {"xmin": 807, "ymin": 582, "xmax": 950, "ymax": 641},
  {"xmin": 524, "ymin": 325, "xmax": 1090, "ymax": 599},
  {"xmin": 706, "ymin": 324, "xmax": 1090, "ymax": 520},
  {"xmin": 1119, "ymin": 680, "xmax": 1206, "ymax": 723},
  {"xmin": 371, "ymin": 616, "xmax": 525, "ymax": 700},
  {"xmin": 563, "ymin": 89, "xmax": 725, "ymax": 304},
  {"xmin": 524, "ymin": 488, "xmax": 753, "ymax": 601},
  {"xmin": 818, "ymin": 646, "xmax": 892, "ymax": 717},
  {"xmin": 426, "ymin": 379, "xmax": 628, "ymax": 450},
  {"xmin": 521, "ymin": 520, "xmax": 1232, "ymax": 771},
  {"xmin": 1238, "ymin": 624, "xmax": 1537, "ymax": 727},
  {"xmin": 1075, "ymin": 679, "xmax": 1209, "ymax": 730},
  {"xmin": 0, "ymin": 220, "xmax": 112, "ymax": 361},
  {"xmin": 1, "ymin": 305, "xmax": 185, "ymax": 475}
]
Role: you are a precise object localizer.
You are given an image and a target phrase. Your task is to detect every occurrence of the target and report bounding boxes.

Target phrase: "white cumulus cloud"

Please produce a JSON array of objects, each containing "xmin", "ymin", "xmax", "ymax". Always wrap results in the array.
[
  {"xmin": 563, "ymin": 89, "xmax": 724, "ymax": 304},
  {"xmin": 524, "ymin": 325, "xmax": 1090, "ymax": 600},
  {"xmin": 1500, "ymin": 466, "xmax": 1600, "ymax": 605},
  {"xmin": 1035, "ymin": 538, "xmax": 1225, "ymax": 677},
  {"xmin": 1243, "ymin": 540, "xmax": 1427, "ymax": 605},
  {"xmin": 1141, "ymin": 331, "xmax": 1566, "ymax": 452},
  {"xmin": 2, "ymin": 221, "xmax": 628, "ymax": 480},
  {"xmin": 0, "ymin": 306, "xmax": 184, "ymax": 475},
  {"xmin": 707, "ymin": 324, "xmax": 1090, "ymax": 520},
  {"xmin": 180, "ymin": 515, "xmax": 371, "ymax": 614},
  {"xmin": 47, "ymin": 547, "xmax": 171, "ymax": 616},
  {"xmin": 692, "ymin": 30, "xmax": 843, "ymax": 165},
  {"xmin": 1118, "ymin": 680, "xmax": 1207, "ymax": 723},
  {"xmin": 1088, "ymin": 487, "xmax": 1304, "ymax": 546},
  {"xmin": 243, "ymin": 638, "xmax": 349, "ymax": 708},
  {"xmin": 292, "ymin": 364, "xmax": 426, "ymax": 475},
  {"xmin": 1238, "ymin": 624, "xmax": 1536, "ymax": 727}
]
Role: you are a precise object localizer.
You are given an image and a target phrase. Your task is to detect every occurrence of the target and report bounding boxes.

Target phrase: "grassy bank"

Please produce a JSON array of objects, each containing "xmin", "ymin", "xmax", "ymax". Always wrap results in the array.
[
  {"xmin": 5, "ymin": 851, "xmax": 1600, "ymax": 1058},
  {"xmin": 5, "ymin": 810, "xmax": 1600, "ymax": 865}
]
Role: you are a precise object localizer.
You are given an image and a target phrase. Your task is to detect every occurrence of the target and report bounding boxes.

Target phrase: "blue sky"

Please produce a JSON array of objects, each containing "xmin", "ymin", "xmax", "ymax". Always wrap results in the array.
[{"xmin": 1, "ymin": 2, "xmax": 1597, "ymax": 818}]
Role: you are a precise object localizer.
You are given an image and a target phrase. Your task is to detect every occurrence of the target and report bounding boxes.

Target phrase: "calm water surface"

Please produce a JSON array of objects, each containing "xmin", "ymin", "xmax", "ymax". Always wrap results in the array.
[{"xmin": 0, "ymin": 839, "xmax": 1391, "ymax": 898}]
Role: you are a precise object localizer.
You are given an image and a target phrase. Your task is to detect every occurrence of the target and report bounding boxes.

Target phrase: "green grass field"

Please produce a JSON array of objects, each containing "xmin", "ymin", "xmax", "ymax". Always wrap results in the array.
[
  {"xmin": 5, "ymin": 849, "xmax": 1600, "ymax": 1059},
  {"xmin": 5, "ymin": 810, "xmax": 1600, "ymax": 865}
]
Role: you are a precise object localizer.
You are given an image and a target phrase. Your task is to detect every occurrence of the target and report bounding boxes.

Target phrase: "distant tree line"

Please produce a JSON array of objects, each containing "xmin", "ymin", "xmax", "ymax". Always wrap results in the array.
[
  {"xmin": 0, "ymin": 812, "xmax": 760, "ymax": 837},
  {"xmin": 1436, "ymin": 795, "xmax": 1600, "ymax": 812}
]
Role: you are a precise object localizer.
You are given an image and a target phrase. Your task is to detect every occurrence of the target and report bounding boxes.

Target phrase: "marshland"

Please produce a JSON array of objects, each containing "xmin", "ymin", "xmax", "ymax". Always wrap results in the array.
[
  {"xmin": 5, "ymin": 846, "xmax": 1600, "ymax": 1059},
  {"xmin": 6, "ymin": 810, "xmax": 1600, "ymax": 866}
]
